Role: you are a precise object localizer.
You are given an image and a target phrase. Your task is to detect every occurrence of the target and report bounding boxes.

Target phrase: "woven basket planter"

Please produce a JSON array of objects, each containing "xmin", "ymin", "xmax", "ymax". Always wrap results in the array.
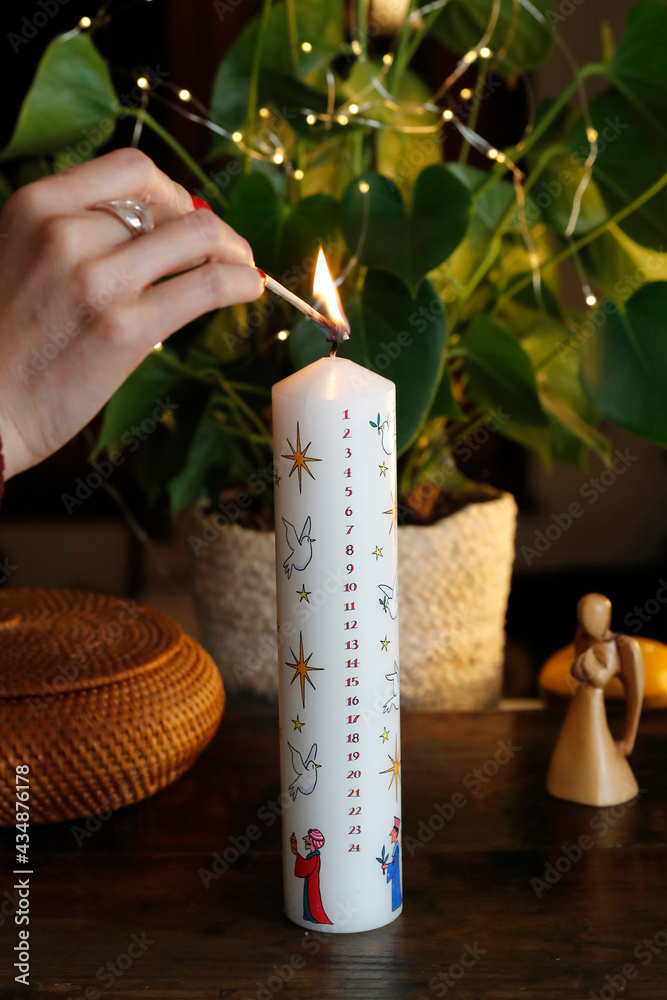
[
  {"xmin": 0, "ymin": 589, "xmax": 224, "ymax": 825},
  {"xmin": 190, "ymin": 491, "xmax": 516, "ymax": 709}
]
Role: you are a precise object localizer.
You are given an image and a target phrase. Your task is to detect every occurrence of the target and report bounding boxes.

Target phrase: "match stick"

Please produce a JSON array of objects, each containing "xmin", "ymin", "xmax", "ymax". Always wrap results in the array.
[{"xmin": 257, "ymin": 268, "xmax": 350, "ymax": 344}]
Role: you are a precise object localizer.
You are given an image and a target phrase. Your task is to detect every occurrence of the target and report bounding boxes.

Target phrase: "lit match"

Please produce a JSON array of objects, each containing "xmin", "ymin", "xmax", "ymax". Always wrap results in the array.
[{"xmin": 257, "ymin": 248, "xmax": 350, "ymax": 345}]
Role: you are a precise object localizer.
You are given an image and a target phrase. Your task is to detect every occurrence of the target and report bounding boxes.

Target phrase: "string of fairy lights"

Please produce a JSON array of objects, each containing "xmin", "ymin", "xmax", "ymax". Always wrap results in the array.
[{"xmin": 76, "ymin": 0, "xmax": 601, "ymax": 317}]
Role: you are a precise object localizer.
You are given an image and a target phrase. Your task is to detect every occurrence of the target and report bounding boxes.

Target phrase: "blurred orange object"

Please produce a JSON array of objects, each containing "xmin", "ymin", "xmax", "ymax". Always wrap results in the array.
[{"xmin": 540, "ymin": 636, "xmax": 667, "ymax": 708}]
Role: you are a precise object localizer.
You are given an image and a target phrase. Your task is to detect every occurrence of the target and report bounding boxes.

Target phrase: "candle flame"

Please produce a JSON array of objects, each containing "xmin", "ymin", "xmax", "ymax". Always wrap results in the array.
[{"xmin": 313, "ymin": 247, "xmax": 350, "ymax": 335}]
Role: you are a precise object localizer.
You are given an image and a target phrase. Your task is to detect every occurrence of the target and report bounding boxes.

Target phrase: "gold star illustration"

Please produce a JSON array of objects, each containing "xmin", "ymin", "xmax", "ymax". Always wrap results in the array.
[
  {"xmin": 286, "ymin": 632, "xmax": 323, "ymax": 708},
  {"xmin": 372, "ymin": 545, "xmax": 383, "ymax": 560},
  {"xmin": 274, "ymin": 471, "xmax": 281, "ymax": 486},
  {"xmin": 380, "ymin": 736, "xmax": 401, "ymax": 799},
  {"xmin": 380, "ymin": 727, "xmax": 390, "ymax": 742},
  {"xmin": 379, "ymin": 462, "xmax": 388, "ymax": 477},
  {"xmin": 383, "ymin": 491, "xmax": 398, "ymax": 537},
  {"xmin": 281, "ymin": 422, "xmax": 321, "ymax": 493},
  {"xmin": 292, "ymin": 715, "xmax": 305, "ymax": 732},
  {"xmin": 380, "ymin": 635, "xmax": 390, "ymax": 651},
  {"xmin": 297, "ymin": 584, "xmax": 311, "ymax": 602}
]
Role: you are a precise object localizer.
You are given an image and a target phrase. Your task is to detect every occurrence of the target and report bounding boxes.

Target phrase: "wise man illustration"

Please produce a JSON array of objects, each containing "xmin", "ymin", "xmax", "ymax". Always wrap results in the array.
[
  {"xmin": 291, "ymin": 828, "xmax": 332, "ymax": 925},
  {"xmin": 382, "ymin": 817, "xmax": 402, "ymax": 911}
]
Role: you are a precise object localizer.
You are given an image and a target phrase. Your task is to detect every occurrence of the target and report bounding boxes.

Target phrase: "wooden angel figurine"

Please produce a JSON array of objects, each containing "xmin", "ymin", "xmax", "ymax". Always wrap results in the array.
[{"xmin": 547, "ymin": 593, "xmax": 644, "ymax": 807}]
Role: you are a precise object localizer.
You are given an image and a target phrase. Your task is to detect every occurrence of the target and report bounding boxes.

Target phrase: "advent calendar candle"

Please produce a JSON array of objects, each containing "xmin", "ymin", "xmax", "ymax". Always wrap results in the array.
[{"xmin": 272, "ymin": 343, "xmax": 403, "ymax": 933}]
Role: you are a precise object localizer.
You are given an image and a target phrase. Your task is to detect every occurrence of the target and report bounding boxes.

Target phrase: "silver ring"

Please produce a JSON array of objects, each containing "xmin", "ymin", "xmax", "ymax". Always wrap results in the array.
[{"xmin": 93, "ymin": 200, "xmax": 155, "ymax": 239}]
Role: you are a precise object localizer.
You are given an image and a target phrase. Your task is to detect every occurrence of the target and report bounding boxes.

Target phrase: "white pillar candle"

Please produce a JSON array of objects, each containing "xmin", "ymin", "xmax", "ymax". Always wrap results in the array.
[{"xmin": 272, "ymin": 355, "xmax": 402, "ymax": 933}]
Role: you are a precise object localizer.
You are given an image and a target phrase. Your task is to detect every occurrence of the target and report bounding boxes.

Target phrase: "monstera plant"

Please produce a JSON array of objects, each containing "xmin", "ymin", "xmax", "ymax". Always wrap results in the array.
[{"xmin": 3, "ymin": 0, "xmax": 667, "ymax": 520}]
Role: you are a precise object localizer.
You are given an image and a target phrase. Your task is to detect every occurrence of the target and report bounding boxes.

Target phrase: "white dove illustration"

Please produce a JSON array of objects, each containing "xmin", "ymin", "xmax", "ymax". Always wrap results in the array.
[
  {"xmin": 383, "ymin": 661, "xmax": 400, "ymax": 714},
  {"xmin": 287, "ymin": 742, "xmax": 320, "ymax": 800},
  {"xmin": 378, "ymin": 569, "xmax": 398, "ymax": 620},
  {"xmin": 282, "ymin": 516, "xmax": 315, "ymax": 579}
]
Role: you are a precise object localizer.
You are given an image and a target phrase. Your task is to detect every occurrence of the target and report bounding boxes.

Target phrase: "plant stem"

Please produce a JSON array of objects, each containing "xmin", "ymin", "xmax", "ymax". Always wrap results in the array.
[
  {"xmin": 400, "ymin": 8, "xmax": 442, "ymax": 70},
  {"xmin": 124, "ymin": 108, "xmax": 229, "ymax": 212},
  {"xmin": 475, "ymin": 62, "xmax": 607, "ymax": 200},
  {"xmin": 246, "ymin": 0, "xmax": 274, "ymax": 141},
  {"xmin": 460, "ymin": 146, "xmax": 563, "ymax": 302},
  {"xmin": 357, "ymin": 0, "xmax": 367, "ymax": 57},
  {"xmin": 501, "ymin": 168, "xmax": 667, "ymax": 303},
  {"xmin": 285, "ymin": 0, "xmax": 299, "ymax": 75},
  {"xmin": 389, "ymin": 0, "xmax": 418, "ymax": 92},
  {"xmin": 459, "ymin": 70, "xmax": 486, "ymax": 166}
]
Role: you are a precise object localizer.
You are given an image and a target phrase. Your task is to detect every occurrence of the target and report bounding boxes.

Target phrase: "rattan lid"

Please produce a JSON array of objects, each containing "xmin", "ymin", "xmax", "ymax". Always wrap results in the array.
[{"xmin": 0, "ymin": 588, "xmax": 184, "ymax": 697}]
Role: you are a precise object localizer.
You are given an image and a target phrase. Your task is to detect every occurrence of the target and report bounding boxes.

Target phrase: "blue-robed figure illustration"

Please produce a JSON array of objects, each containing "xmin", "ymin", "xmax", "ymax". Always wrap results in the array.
[{"xmin": 380, "ymin": 817, "xmax": 402, "ymax": 911}]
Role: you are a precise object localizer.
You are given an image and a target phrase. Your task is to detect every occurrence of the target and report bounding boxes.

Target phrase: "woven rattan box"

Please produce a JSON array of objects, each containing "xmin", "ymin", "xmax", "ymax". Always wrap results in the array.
[{"xmin": 0, "ymin": 588, "xmax": 224, "ymax": 825}]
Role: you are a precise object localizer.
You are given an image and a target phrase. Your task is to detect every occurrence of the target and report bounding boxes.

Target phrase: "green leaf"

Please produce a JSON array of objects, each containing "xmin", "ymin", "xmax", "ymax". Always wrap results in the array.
[
  {"xmin": 608, "ymin": 1, "xmax": 667, "ymax": 142},
  {"xmin": 580, "ymin": 222, "xmax": 667, "ymax": 303},
  {"xmin": 290, "ymin": 272, "xmax": 447, "ymax": 453},
  {"xmin": 457, "ymin": 315, "xmax": 547, "ymax": 426},
  {"xmin": 525, "ymin": 151, "xmax": 607, "ymax": 236},
  {"xmin": 1, "ymin": 32, "xmax": 118, "ymax": 161},
  {"xmin": 210, "ymin": 0, "xmax": 343, "ymax": 133},
  {"xmin": 581, "ymin": 281, "xmax": 667, "ymax": 445},
  {"xmin": 430, "ymin": 0, "xmax": 554, "ymax": 77},
  {"xmin": 567, "ymin": 89, "xmax": 667, "ymax": 249},
  {"xmin": 226, "ymin": 172, "xmax": 284, "ymax": 274},
  {"xmin": 522, "ymin": 325, "xmax": 610, "ymax": 465},
  {"xmin": 429, "ymin": 368, "xmax": 464, "ymax": 420},
  {"xmin": 93, "ymin": 352, "xmax": 186, "ymax": 457},
  {"xmin": 340, "ymin": 165, "xmax": 471, "ymax": 289},
  {"xmin": 167, "ymin": 413, "xmax": 231, "ymax": 515},
  {"xmin": 280, "ymin": 193, "xmax": 339, "ymax": 270}
]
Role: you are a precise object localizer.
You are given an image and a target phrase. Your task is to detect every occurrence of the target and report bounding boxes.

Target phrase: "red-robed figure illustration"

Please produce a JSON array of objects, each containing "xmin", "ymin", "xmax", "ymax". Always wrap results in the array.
[{"xmin": 291, "ymin": 828, "xmax": 332, "ymax": 925}]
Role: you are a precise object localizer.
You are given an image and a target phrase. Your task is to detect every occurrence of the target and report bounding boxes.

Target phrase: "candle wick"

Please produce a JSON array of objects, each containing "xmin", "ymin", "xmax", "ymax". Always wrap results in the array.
[{"xmin": 329, "ymin": 344, "xmax": 338, "ymax": 358}]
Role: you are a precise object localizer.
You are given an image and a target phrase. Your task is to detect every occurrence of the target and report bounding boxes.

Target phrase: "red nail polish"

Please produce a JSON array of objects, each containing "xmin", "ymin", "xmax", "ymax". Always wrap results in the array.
[{"xmin": 191, "ymin": 195, "xmax": 213, "ymax": 211}]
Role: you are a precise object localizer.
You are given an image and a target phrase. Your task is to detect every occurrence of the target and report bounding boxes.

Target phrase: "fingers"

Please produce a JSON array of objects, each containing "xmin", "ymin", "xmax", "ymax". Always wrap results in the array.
[
  {"xmin": 129, "ymin": 263, "xmax": 264, "ymax": 352},
  {"xmin": 7, "ymin": 148, "xmax": 195, "ymax": 225},
  {"xmin": 98, "ymin": 209, "xmax": 254, "ymax": 291}
]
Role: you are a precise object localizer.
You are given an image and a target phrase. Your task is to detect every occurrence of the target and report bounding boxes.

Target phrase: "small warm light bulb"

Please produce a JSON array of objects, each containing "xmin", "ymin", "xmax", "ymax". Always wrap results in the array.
[
  {"xmin": 231, "ymin": 130, "xmax": 243, "ymax": 143},
  {"xmin": 463, "ymin": 49, "xmax": 478, "ymax": 64},
  {"xmin": 137, "ymin": 77, "xmax": 149, "ymax": 89},
  {"xmin": 349, "ymin": 104, "xmax": 359, "ymax": 114},
  {"xmin": 359, "ymin": 181, "xmax": 370, "ymax": 194},
  {"xmin": 480, "ymin": 46, "xmax": 492, "ymax": 58},
  {"xmin": 301, "ymin": 41, "xmax": 312, "ymax": 52},
  {"xmin": 294, "ymin": 168, "xmax": 304, "ymax": 181},
  {"xmin": 382, "ymin": 53, "xmax": 394, "ymax": 66},
  {"xmin": 178, "ymin": 88, "xmax": 191, "ymax": 102},
  {"xmin": 337, "ymin": 114, "xmax": 349, "ymax": 126},
  {"xmin": 153, "ymin": 342, "xmax": 163, "ymax": 351},
  {"xmin": 487, "ymin": 147, "xmax": 499, "ymax": 160},
  {"xmin": 459, "ymin": 87, "xmax": 472, "ymax": 100},
  {"xmin": 442, "ymin": 109, "xmax": 453, "ymax": 121},
  {"xmin": 351, "ymin": 39, "xmax": 362, "ymax": 56},
  {"xmin": 277, "ymin": 329, "xmax": 290, "ymax": 341},
  {"xmin": 586, "ymin": 293, "xmax": 597, "ymax": 306},
  {"xmin": 79, "ymin": 15, "xmax": 92, "ymax": 28},
  {"xmin": 495, "ymin": 151, "xmax": 506, "ymax": 164},
  {"xmin": 586, "ymin": 127, "xmax": 598, "ymax": 143},
  {"xmin": 259, "ymin": 107, "xmax": 270, "ymax": 118},
  {"xmin": 273, "ymin": 151, "xmax": 284, "ymax": 164},
  {"xmin": 306, "ymin": 113, "xmax": 317, "ymax": 125}
]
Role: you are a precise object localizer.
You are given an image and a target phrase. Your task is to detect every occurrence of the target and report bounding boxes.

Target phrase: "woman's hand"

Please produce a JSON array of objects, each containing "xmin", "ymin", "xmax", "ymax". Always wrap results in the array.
[{"xmin": 0, "ymin": 147, "xmax": 264, "ymax": 480}]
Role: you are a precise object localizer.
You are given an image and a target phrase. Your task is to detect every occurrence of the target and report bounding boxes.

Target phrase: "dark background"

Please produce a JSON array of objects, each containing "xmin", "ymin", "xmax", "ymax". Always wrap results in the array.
[{"xmin": 1, "ymin": 0, "xmax": 665, "ymax": 694}]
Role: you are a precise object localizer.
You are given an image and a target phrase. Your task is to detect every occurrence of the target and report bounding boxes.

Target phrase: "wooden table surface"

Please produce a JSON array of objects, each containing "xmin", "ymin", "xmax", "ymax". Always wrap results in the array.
[{"xmin": 2, "ymin": 708, "xmax": 667, "ymax": 999}]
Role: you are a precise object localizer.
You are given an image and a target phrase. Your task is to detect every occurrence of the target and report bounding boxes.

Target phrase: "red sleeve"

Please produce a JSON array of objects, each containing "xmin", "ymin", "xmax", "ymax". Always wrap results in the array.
[{"xmin": 294, "ymin": 853, "xmax": 317, "ymax": 878}]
